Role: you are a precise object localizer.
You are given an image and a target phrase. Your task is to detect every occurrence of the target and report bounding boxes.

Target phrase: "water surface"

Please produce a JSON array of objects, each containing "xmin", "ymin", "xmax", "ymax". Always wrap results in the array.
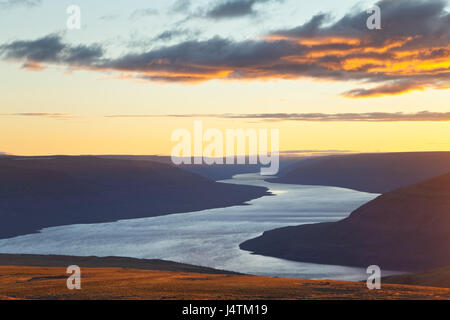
[{"xmin": 0, "ymin": 173, "xmax": 398, "ymax": 280}]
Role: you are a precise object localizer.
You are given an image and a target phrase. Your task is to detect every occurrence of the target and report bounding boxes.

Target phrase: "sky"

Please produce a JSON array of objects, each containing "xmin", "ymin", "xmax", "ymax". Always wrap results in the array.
[{"xmin": 0, "ymin": 0, "xmax": 449, "ymax": 156}]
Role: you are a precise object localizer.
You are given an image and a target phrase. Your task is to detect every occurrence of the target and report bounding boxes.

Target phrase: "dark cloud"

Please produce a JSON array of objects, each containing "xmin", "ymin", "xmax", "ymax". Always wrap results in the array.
[
  {"xmin": 0, "ymin": 34, "xmax": 103, "ymax": 66},
  {"xmin": 267, "ymin": 0, "xmax": 450, "ymax": 96},
  {"xmin": 272, "ymin": 13, "xmax": 330, "ymax": 38},
  {"xmin": 152, "ymin": 29, "xmax": 201, "ymax": 42},
  {"xmin": 154, "ymin": 30, "xmax": 185, "ymax": 41},
  {"xmin": 343, "ymin": 80, "xmax": 424, "ymax": 98},
  {"xmin": 105, "ymin": 111, "xmax": 450, "ymax": 122},
  {"xmin": 106, "ymin": 0, "xmax": 450, "ymax": 95},
  {"xmin": 1, "ymin": 35, "xmax": 64, "ymax": 62},
  {"xmin": 63, "ymin": 44, "xmax": 104, "ymax": 64},
  {"xmin": 0, "ymin": 0, "xmax": 449, "ymax": 97},
  {"xmin": 206, "ymin": 0, "xmax": 278, "ymax": 19},
  {"xmin": 104, "ymin": 37, "xmax": 303, "ymax": 80},
  {"xmin": 272, "ymin": 0, "xmax": 448, "ymax": 42},
  {"xmin": 0, "ymin": 0, "xmax": 41, "ymax": 9},
  {"xmin": 207, "ymin": 0, "xmax": 258, "ymax": 19}
]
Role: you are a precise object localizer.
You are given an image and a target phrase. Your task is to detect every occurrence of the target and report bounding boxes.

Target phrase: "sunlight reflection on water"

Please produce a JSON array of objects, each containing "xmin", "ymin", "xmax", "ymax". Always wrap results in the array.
[{"xmin": 0, "ymin": 173, "xmax": 402, "ymax": 280}]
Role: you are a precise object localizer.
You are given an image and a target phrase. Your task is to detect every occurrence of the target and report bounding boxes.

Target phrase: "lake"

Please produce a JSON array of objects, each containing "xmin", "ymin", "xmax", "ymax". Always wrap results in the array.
[{"xmin": 0, "ymin": 173, "xmax": 398, "ymax": 280}]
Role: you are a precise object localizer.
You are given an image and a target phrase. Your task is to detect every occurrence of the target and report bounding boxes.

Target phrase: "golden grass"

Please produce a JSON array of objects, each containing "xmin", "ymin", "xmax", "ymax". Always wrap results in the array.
[{"xmin": 1, "ymin": 266, "xmax": 450, "ymax": 300}]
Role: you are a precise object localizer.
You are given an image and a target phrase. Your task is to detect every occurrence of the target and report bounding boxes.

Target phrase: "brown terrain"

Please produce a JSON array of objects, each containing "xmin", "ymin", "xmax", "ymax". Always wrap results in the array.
[
  {"xmin": 3, "ymin": 266, "xmax": 450, "ymax": 300},
  {"xmin": 0, "ymin": 254, "xmax": 449, "ymax": 300}
]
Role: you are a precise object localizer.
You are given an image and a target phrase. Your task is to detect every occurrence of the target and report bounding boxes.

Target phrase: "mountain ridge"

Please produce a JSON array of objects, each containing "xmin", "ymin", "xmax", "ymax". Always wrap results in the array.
[
  {"xmin": 242, "ymin": 172, "xmax": 450, "ymax": 271},
  {"xmin": 269, "ymin": 152, "xmax": 450, "ymax": 193}
]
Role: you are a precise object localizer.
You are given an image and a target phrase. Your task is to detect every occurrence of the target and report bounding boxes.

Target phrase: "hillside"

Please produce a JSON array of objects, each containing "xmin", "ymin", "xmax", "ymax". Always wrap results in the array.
[
  {"xmin": 383, "ymin": 267, "xmax": 450, "ymax": 289},
  {"xmin": 0, "ymin": 254, "xmax": 235, "ymax": 275},
  {"xmin": 269, "ymin": 152, "xmax": 450, "ymax": 193},
  {"xmin": 0, "ymin": 156, "xmax": 269, "ymax": 239},
  {"xmin": 102, "ymin": 155, "xmax": 300, "ymax": 181},
  {"xmin": 241, "ymin": 173, "xmax": 450, "ymax": 271}
]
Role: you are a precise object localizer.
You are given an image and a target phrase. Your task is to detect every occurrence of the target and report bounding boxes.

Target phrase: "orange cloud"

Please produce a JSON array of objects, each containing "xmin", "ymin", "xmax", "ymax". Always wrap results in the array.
[
  {"xmin": 21, "ymin": 61, "xmax": 45, "ymax": 72},
  {"xmin": 0, "ymin": 0, "xmax": 448, "ymax": 98}
]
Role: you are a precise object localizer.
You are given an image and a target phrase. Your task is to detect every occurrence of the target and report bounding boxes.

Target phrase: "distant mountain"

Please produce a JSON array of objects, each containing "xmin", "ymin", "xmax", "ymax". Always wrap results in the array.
[
  {"xmin": 0, "ymin": 156, "xmax": 269, "ymax": 239},
  {"xmin": 241, "ymin": 173, "xmax": 450, "ymax": 271},
  {"xmin": 269, "ymin": 152, "xmax": 450, "ymax": 193},
  {"xmin": 101, "ymin": 155, "xmax": 263, "ymax": 180},
  {"xmin": 102, "ymin": 155, "xmax": 300, "ymax": 181}
]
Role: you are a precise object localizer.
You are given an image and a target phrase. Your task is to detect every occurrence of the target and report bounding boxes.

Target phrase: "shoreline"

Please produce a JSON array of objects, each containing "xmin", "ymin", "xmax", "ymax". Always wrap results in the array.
[
  {"xmin": 0, "ymin": 186, "xmax": 270, "ymax": 241},
  {"xmin": 0, "ymin": 253, "xmax": 237, "ymax": 274}
]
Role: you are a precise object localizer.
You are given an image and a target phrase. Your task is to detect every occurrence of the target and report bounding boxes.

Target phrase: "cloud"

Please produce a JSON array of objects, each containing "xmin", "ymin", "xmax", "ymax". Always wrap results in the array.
[
  {"xmin": 280, "ymin": 150, "xmax": 354, "ymax": 155},
  {"xmin": 343, "ymin": 80, "xmax": 426, "ymax": 98},
  {"xmin": 1, "ymin": 113, "xmax": 75, "ymax": 119},
  {"xmin": 129, "ymin": 8, "xmax": 158, "ymax": 20},
  {"xmin": 171, "ymin": 0, "xmax": 191, "ymax": 13},
  {"xmin": 206, "ymin": 0, "xmax": 260, "ymax": 19},
  {"xmin": 0, "ymin": 0, "xmax": 449, "ymax": 97},
  {"xmin": 280, "ymin": 150, "xmax": 353, "ymax": 154},
  {"xmin": 206, "ymin": 0, "xmax": 281, "ymax": 19},
  {"xmin": 152, "ymin": 29, "xmax": 201, "ymax": 42},
  {"xmin": 0, "ymin": 34, "xmax": 103, "ymax": 66},
  {"xmin": 14, "ymin": 113, "xmax": 70, "ymax": 117},
  {"xmin": 173, "ymin": 0, "xmax": 279, "ymax": 19},
  {"xmin": 0, "ymin": 0, "xmax": 41, "ymax": 9},
  {"xmin": 125, "ymin": 28, "xmax": 202, "ymax": 49},
  {"xmin": 104, "ymin": 36, "xmax": 304, "ymax": 82},
  {"xmin": 105, "ymin": 111, "xmax": 450, "ymax": 122},
  {"xmin": 21, "ymin": 61, "xmax": 45, "ymax": 71},
  {"xmin": 153, "ymin": 30, "xmax": 185, "ymax": 41},
  {"xmin": 268, "ymin": 0, "xmax": 450, "ymax": 96}
]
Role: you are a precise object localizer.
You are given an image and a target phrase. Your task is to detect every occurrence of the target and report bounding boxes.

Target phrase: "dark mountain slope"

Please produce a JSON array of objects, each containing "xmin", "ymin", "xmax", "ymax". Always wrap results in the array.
[
  {"xmin": 383, "ymin": 267, "xmax": 450, "ymax": 289},
  {"xmin": 269, "ymin": 152, "xmax": 450, "ymax": 193},
  {"xmin": 0, "ymin": 156, "xmax": 269, "ymax": 239},
  {"xmin": 101, "ymin": 155, "xmax": 300, "ymax": 181},
  {"xmin": 0, "ymin": 254, "xmax": 236, "ymax": 275},
  {"xmin": 241, "ymin": 173, "xmax": 450, "ymax": 271}
]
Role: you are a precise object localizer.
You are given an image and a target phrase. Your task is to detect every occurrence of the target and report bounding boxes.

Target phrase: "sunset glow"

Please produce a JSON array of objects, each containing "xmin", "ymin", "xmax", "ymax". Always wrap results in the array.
[{"xmin": 0, "ymin": 0, "xmax": 448, "ymax": 156}]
